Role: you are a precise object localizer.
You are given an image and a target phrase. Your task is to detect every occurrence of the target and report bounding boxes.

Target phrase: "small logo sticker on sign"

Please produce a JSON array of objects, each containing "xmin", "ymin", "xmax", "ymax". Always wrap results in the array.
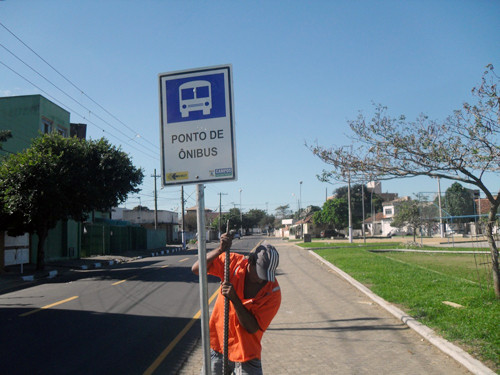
[{"xmin": 214, "ymin": 168, "xmax": 232, "ymax": 177}]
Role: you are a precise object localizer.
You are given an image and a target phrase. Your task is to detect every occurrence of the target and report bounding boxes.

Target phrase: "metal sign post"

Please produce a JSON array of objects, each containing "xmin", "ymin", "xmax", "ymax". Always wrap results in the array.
[
  {"xmin": 196, "ymin": 184, "xmax": 211, "ymax": 375},
  {"xmin": 158, "ymin": 65, "xmax": 237, "ymax": 375}
]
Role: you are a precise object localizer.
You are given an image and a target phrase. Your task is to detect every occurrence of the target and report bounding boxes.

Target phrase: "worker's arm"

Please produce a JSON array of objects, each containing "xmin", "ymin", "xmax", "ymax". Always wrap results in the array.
[
  {"xmin": 191, "ymin": 234, "xmax": 232, "ymax": 275},
  {"xmin": 221, "ymin": 282, "xmax": 261, "ymax": 334}
]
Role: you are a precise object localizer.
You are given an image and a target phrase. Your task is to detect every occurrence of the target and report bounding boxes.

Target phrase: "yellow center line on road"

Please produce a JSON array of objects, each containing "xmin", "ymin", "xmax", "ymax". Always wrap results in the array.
[
  {"xmin": 19, "ymin": 296, "xmax": 79, "ymax": 317},
  {"xmin": 112, "ymin": 275, "xmax": 138, "ymax": 286},
  {"xmin": 143, "ymin": 288, "xmax": 220, "ymax": 375},
  {"xmin": 113, "ymin": 264, "xmax": 169, "ymax": 285},
  {"xmin": 178, "ymin": 258, "xmax": 189, "ymax": 263}
]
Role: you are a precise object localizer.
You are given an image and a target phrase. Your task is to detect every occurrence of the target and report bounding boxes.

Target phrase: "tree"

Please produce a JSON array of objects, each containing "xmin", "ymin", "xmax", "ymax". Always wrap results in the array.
[
  {"xmin": 0, "ymin": 133, "xmax": 144, "ymax": 270},
  {"xmin": 309, "ymin": 65, "xmax": 500, "ymax": 297},
  {"xmin": 226, "ymin": 207, "xmax": 243, "ymax": 231},
  {"xmin": 391, "ymin": 200, "xmax": 421, "ymax": 241},
  {"xmin": 312, "ymin": 198, "xmax": 349, "ymax": 230},
  {"xmin": 443, "ymin": 182, "xmax": 475, "ymax": 224},
  {"xmin": 245, "ymin": 209, "xmax": 266, "ymax": 229},
  {"xmin": 259, "ymin": 214, "xmax": 275, "ymax": 232},
  {"xmin": 334, "ymin": 184, "xmax": 383, "ymax": 228},
  {"xmin": 132, "ymin": 205, "xmax": 150, "ymax": 211},
  {"xmin": 183, "ymin": 211, "xmax": 198, "ymax": 232},
  {"xmin": 275, "ymin": 204, "xmax": 291, "ymax": 219},
  {"xmin": 0, "ymin": 130, "xmax": 12, "ymax": 149},
  {"xmin": 209, "ymin": 208, "xmax": 242, "ymax": 233}
]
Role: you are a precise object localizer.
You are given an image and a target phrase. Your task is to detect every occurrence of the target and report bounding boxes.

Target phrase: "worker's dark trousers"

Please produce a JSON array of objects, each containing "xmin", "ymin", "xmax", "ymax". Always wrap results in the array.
[{"xmin": 201, "ymin": 349, "xmax": 263, "ymax": 375}]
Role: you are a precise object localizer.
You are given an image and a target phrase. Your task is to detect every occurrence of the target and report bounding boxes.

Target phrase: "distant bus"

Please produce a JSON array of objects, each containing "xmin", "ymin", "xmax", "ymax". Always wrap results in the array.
[{"xmin": 179, "ymin": 80, "xmax": 212, "ymax": 118}]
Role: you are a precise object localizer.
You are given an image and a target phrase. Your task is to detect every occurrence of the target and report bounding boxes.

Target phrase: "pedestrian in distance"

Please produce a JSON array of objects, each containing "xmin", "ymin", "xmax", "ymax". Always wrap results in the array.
[{"xmin": 192, "ymin": 234, "xmax": 281, "ymax": 375}]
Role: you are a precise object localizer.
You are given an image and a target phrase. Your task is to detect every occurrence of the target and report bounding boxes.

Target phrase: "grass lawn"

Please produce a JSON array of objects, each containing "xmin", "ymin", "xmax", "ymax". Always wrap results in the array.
[{"xmin": 297, "ymin": 241, "xmax": 499, "ymax": 372}]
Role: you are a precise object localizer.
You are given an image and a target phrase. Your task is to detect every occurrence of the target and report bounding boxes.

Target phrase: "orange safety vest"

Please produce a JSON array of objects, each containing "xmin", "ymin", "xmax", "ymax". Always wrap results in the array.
[{"xmin": 208, "ymin": 252, "xmax": 281, "ymax": 362}]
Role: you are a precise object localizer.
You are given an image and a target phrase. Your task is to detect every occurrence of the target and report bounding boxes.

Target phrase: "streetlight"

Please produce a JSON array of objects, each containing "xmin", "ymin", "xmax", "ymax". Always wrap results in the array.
[
  {"xmin": 299, "ymin": 181, "xmax": 303, "ymax": 213},
  {"xmin": 239, "ymin": 188, "xmax": 243, "ymax": 235},
  {"xmin": 299, "ymin": 181, "xmax": 303, "ymax": 238}
]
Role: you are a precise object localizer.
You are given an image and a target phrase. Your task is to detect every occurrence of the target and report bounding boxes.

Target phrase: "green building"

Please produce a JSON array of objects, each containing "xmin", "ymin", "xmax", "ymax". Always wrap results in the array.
[
  {"xmin": 0, "ymin": 95, "xmax": 165, "ymax": 271},
  {"xmin": 0, "ymin": 95, "xmax": 71, "ymax": 155},
  {"xmin": 0, "ymin": 95, "xmax": 83, "ymax": 268}
]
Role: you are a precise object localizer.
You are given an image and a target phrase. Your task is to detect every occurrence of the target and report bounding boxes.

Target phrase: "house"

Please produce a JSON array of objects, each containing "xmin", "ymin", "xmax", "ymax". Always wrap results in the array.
[
  {"xmin": 364, "ymin": 212, "xmax": 387, "ymax": 236},
  {"xmin": 117, "ymin": 207, "xmax": 179, "ymax": 245},
  {"xmin": 289, "ymin": 215, "xmax": 316, "ymax": 239},
  {"xmin": 364, "ymin": 197, "xmax": 412, "ymax": 237},
  {"xmin": 184, "ymin": 206, "xmax": 225, "ymax": 241},
  {"xmin": 469, "ymin": 197, "xmax": 499, "ymax": 236},
  {"xmin": 275, "ymin": 218, "xmax": 294, "ymax": 238}
]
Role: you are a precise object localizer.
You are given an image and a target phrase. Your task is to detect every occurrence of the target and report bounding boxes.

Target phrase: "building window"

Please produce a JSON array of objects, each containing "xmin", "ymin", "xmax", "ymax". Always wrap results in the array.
[
  {"xmin": 385, "ymin": 208, "xmax": 393, "ymax": 215},
  {"xmin": 42, "ymin": 117, "xmax": 53, "ymax": 134},
  {"xmin": 56, "ymin": 126, "xmax": 67, "ymax": 137}
]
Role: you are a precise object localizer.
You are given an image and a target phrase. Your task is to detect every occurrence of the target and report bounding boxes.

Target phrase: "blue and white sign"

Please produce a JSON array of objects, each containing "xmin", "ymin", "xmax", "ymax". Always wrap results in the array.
[{"xmin": 159, "ymin": 65, "xmax": 237, "ymax": 186}]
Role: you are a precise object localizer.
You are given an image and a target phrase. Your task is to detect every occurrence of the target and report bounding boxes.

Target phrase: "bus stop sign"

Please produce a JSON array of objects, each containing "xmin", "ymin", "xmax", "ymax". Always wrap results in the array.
[{"xmin": 159, "ymin": 65, "xmax": 237, "ymax": 186}]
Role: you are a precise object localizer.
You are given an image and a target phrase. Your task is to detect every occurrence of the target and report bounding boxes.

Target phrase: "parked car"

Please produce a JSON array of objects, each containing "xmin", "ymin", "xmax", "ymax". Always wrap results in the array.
[{"xmin": 387, "ymin": 229, "xmax": 408, "ymax": 237}]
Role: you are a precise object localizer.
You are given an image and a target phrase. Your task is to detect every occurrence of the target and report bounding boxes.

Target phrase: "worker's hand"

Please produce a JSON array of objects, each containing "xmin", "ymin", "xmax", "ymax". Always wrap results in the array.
[
  {"xmin": 219, "ymin": 233, "xmax": 232, "ymax": 253},
  {"xmin": 221, "ymin": 281, "xmax": 238, "ymax": 303}
]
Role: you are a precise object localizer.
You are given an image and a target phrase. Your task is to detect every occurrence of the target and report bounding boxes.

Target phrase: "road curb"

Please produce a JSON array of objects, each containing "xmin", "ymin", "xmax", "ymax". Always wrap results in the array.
[
  {"xmin": 7, "ymin": 247, "xmax": 189, "ymax": 282},
  {"xmin": 304, "ymin": 247, "xmax": 495, "ymax": 375}
]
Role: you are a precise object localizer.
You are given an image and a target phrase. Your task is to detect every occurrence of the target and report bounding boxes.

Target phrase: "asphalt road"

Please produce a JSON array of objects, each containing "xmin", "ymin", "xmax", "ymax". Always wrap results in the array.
[{"xmin": 0, "ymin": 236, "xmax": 263, "ymax": 375}]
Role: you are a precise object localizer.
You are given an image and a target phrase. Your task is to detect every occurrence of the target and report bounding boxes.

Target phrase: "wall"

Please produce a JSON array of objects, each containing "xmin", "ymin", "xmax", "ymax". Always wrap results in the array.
[
  {"xmin": 122, "ymin": 209, "xmax": 179, "ymax": 225},
  {"xmin": 0, "ymin": 95, "xmax": 41, "ymax": 155},
  {"xmin": 0, "ymin": 95, "xmax": 70, "ymax": 156},
  {"xmin": 30, "ymin": 220, "xmax": 81, "ymax": 262},
  {"xmin": 146, "ymin": 229, "xmax": 167, "ymax": 249}
]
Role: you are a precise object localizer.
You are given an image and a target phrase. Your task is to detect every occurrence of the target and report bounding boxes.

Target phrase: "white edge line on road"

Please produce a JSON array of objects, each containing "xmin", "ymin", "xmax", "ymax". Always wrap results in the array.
[{"xmin": 305, "ymin": 247, "xmax": 495, "ymax": 375}]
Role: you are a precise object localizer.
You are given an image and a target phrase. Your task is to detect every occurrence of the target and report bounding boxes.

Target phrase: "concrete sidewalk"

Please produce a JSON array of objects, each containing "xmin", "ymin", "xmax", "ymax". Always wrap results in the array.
[{"xmin": 178, "ymin": 241, "xmax": 493, "ymax": 375}]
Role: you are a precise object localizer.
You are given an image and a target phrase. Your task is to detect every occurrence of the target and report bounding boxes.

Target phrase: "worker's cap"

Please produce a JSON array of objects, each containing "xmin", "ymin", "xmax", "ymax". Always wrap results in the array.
[{"xmin": 253, "ymin": 242, "xmax": 279, "ymax": 282}]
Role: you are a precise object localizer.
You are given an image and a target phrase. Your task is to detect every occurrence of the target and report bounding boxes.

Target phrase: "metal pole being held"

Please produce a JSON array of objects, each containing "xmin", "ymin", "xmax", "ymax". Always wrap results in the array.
[{"xmin": 223, "ymin": 220, "xmax": 230, "ymax": 375}]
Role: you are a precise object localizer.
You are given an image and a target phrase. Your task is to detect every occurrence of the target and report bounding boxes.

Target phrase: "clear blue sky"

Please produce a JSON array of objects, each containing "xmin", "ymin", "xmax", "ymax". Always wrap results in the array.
[{"xmin": 1, "ymin": 1, "xmax": 499, "ymax": 215}]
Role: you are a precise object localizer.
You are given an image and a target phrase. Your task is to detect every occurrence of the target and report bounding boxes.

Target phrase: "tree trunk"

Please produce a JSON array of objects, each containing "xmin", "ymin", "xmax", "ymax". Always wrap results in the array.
[
  {"xmin": 0, "ymin": 231, "xmax": 4, "ymax": 273},
  {"xmin": 36, "ymin": 226, "xmax": 48, "ymax": 271},
  {"xmin": 485, "ymin": 206, "xmax": 499, "ymax": 298}
]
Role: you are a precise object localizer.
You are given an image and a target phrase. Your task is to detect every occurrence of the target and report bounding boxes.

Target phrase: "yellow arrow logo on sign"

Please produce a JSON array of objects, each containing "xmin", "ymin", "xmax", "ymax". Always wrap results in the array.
[{"xmin": 166, "ymin": 171, "xmax": 189, "ymax": 181}]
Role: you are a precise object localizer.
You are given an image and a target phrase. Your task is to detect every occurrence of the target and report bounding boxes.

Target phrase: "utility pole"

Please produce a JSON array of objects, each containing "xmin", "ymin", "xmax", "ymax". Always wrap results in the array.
[
  {"xmin": 181, "ymin": 186, "xmax": 186, "ymax": 250},
  {"xmin": 362, "ymin": 183, "xmax": 366, "ymax": 244},
  {"xmin": 218, "ymin": 192, "xmax": 228, "ymax": 238},
  {"xmin": 151, "ymin": 169, "xmax": 160, "ymax": 230},
  {"xmin": 437, "ymin": 177, "xmax": 444, "ymax": 238}
]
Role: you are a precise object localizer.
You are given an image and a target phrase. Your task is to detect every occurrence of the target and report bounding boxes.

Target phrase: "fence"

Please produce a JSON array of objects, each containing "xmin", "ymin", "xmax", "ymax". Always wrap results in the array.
[{"xmin": 81, "ymin": 222, "xmax": 147, "ymax": 257}]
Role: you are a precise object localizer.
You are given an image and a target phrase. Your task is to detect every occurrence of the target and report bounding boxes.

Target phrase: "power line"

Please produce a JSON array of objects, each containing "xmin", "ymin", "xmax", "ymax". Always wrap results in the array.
[
  {"xmin": 0, "ymin": 21, "xmax": 159, "ymax": 151},
  {"xmin": 0, "ymin": 60, "xmax": 159, "ymax": 160},
  {"xmin": 0, "ymin": 42, "xmax": 158, "ymax": 156}
]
